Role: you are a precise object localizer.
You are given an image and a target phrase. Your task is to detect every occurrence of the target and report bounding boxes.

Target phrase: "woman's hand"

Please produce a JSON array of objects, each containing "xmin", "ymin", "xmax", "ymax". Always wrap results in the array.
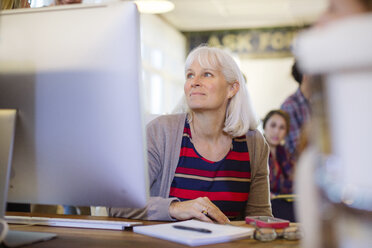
[{"xmin": 169, "ymin": 197, "xmax": 230, "ymax": 224}]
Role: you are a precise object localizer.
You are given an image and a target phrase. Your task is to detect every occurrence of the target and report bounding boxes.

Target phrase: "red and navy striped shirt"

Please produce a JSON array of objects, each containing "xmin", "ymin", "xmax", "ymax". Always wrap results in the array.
[{"xmin": 169, "ymin": 120, "xmax": 251, "ymax": 219}]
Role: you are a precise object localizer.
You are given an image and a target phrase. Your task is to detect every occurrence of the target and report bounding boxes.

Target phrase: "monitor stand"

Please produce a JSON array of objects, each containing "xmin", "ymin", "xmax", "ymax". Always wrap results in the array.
[{"xmin": 0, "ymin": 109, "xmax": 57, "ymax": 247}]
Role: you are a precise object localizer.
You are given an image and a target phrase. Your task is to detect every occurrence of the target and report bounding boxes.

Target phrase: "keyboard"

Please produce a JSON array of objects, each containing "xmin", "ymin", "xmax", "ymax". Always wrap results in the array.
[{"xmin": 5, "ymin": 215, "xmax": 142, "ymax": 230}]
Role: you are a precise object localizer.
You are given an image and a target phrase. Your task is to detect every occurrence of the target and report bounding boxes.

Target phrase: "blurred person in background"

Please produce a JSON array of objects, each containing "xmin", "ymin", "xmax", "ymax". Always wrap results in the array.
[
  {"xmin": 280, "ymin": 62, "xmax": 311, "ymax": 161},
  {"xmin": 263, "ymin": 110, "xmax": 296, "ymax": 222}
]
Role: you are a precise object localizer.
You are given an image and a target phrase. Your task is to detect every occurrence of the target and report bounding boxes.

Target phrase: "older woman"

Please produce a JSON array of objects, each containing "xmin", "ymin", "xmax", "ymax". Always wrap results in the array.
[{"xmin": 109, "ymin": 46, "xmax": 272, "ymax": 224}]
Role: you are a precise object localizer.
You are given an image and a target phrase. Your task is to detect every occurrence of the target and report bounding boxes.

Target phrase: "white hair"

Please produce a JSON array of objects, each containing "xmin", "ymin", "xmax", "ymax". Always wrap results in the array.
[{"xmin": 183, "ymin": 45, "xmax": 258, "ymax": 137}]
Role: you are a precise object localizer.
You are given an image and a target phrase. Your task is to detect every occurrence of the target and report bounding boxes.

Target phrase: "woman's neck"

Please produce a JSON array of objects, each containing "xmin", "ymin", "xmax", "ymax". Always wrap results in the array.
[
  {"xmin": 269, "ymin": 145, "xmax": 277, "ymax": 160},
  {"xmin": 191, "ymin": 110, "xmax": 227, "ymax": 142},
  {"xmin": 189, "ymin": 110, "xmax": 233, "ymax": 162}
]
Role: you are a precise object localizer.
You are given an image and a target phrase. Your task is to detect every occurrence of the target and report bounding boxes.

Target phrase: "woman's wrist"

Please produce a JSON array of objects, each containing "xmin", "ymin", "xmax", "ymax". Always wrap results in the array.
[{"xmin": 168, "ymin": 199, "xmax": 180, "ymax": 219}]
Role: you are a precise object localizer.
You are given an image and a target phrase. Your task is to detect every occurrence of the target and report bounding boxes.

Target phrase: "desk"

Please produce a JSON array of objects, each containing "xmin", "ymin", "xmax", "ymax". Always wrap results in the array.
[{"xmin": 8, "ymin": 213, "xmax": 300, "ymax": 248}]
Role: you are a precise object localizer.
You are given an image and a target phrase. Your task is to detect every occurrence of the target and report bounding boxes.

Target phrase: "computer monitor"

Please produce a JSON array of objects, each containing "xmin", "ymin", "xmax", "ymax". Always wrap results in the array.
[{"xmin": 0, "ymin": 2, "xmax": 148, "ymax": 211}]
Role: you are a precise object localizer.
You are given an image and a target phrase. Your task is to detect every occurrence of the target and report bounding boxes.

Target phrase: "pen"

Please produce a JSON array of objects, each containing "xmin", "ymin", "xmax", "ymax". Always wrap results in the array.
[{"xmin": 172, "ymin": 225, "xmax": 212, "ymax": 233}]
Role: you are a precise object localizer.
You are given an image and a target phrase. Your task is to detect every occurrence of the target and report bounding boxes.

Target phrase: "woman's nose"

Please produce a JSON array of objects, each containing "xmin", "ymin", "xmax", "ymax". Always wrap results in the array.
[
  {"xmin": 273, "ymin": 127, "xmax": 280, "ymax": 134},
  {"xmin": 190, "ymin": 75, "xmax": 201, "ymax": 87}
]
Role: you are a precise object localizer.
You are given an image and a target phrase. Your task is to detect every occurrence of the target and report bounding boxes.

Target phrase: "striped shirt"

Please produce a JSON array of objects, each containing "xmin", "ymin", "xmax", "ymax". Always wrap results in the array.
[{"xmin": 169, "ymin": 120, "xmax": 251, "ymax": 219}]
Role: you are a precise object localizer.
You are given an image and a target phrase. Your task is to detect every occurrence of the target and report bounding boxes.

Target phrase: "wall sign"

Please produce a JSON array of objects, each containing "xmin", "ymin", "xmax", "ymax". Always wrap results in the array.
[{"xmin": 185, "ymin": 27, "xmax": 304, "ymax": 58}]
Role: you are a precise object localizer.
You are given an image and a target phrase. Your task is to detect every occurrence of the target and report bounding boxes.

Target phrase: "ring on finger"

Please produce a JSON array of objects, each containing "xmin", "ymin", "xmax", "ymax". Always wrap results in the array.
[{"xmin": 201, "ymin": 208, "xmax": 208, "ymax": 216}]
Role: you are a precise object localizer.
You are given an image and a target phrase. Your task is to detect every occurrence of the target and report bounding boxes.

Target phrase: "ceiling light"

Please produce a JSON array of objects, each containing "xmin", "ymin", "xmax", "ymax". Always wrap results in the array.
[{"xmin": 134, "ymin": 0, "xmax": 175, "ymax": 14}]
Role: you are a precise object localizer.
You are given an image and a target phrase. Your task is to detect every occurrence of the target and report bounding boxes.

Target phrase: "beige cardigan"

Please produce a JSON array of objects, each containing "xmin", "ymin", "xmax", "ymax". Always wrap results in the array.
[{"xmin": 109, "ymin": 113, "xmax": 272, "ymax": 220}]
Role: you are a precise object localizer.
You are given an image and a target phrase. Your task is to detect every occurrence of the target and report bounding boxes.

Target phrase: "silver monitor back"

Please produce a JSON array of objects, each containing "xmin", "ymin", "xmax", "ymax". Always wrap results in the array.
[
  {"xmin": 0, "ymin": 110, "xmax": 16, "ymax": 218},
  {"xmin": 0, "ymin": 2, "xmax": 148, "ymax": 208}
]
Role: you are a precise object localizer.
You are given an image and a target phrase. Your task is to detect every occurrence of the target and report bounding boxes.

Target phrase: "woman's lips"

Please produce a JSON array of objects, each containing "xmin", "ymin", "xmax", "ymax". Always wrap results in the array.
[{"xmin": 190, "ymin": 92, "xmax": 205, "ymax": 96}]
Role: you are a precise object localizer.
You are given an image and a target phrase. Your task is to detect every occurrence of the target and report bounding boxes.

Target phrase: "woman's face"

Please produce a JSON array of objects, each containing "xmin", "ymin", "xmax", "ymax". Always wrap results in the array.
[
  {"xmin": 264, "ymin": 114, "xmax": 287, "ymax": 147},
  {"xmin": 184, "ymin": 60, "xmax": 238, "ymax": 113}
]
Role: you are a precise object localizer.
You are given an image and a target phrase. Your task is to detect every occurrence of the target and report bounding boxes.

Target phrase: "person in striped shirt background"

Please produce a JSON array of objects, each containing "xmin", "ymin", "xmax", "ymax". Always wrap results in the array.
[{"xmin": 109, "ymin": 45, "xmax": 272, "ymax": 223}]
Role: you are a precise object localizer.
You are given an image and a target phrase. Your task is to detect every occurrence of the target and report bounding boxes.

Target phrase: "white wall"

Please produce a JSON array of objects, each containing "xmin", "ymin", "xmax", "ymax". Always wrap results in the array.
[
  {"xmin": 140, "ymin": 14, "xmax": 186, "ymax": 115},
  {"xmin": 240, "ymin": 57, "xmax": 298, "ymax": 119}
]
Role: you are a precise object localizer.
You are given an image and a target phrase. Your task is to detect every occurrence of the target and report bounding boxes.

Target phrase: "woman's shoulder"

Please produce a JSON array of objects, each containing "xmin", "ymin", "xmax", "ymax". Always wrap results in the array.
[
  {"xmin": 147, "ymin": 113, "xmax": 186, "ymax": 127},
  {"xmin": 146, "ymin": 113, "xmax": 187, "ymax": 135},
  {"xmin": 146, "ymin": 113, "xmax": 187, "ymax": 148},
  {"xmin": 245, "ymin": 129, "xmax": 269, "ymax": 156},
  {"xmin": 246, "ymin": 129, "xmax": 265, "ymax": 143}
]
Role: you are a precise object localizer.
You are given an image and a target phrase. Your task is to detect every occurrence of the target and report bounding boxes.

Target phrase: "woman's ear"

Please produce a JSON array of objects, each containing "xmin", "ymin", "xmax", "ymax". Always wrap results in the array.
[{"xmin": 228, "ymin": 81, "xmax": 240, "ymax": 99}]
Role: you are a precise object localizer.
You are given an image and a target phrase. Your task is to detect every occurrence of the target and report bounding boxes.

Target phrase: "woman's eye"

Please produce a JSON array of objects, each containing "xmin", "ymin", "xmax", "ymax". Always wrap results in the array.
[
  {"xmin": 186, "ymin": 73, "xmax": 194, "ymax": 79},
  {"xmin": 204, "ymin": 72, "xmax": 213, "ymax": 77}
]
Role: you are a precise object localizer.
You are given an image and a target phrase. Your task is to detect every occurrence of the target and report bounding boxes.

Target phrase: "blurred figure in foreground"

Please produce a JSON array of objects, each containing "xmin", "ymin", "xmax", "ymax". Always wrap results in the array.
[
  {"xmin": 317, "ymin": 0, "xmax": 372, "ymax": 25},
  {"xmin": 294, "ymin": 0, "xmax": 372, "ymax": 247}
]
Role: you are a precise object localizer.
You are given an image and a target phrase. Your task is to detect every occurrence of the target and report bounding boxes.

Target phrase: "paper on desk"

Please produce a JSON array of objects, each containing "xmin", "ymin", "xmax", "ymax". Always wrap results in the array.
[{"xmin": 133, "ymin": 219, "xmax": 254, "ymax": 246}]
